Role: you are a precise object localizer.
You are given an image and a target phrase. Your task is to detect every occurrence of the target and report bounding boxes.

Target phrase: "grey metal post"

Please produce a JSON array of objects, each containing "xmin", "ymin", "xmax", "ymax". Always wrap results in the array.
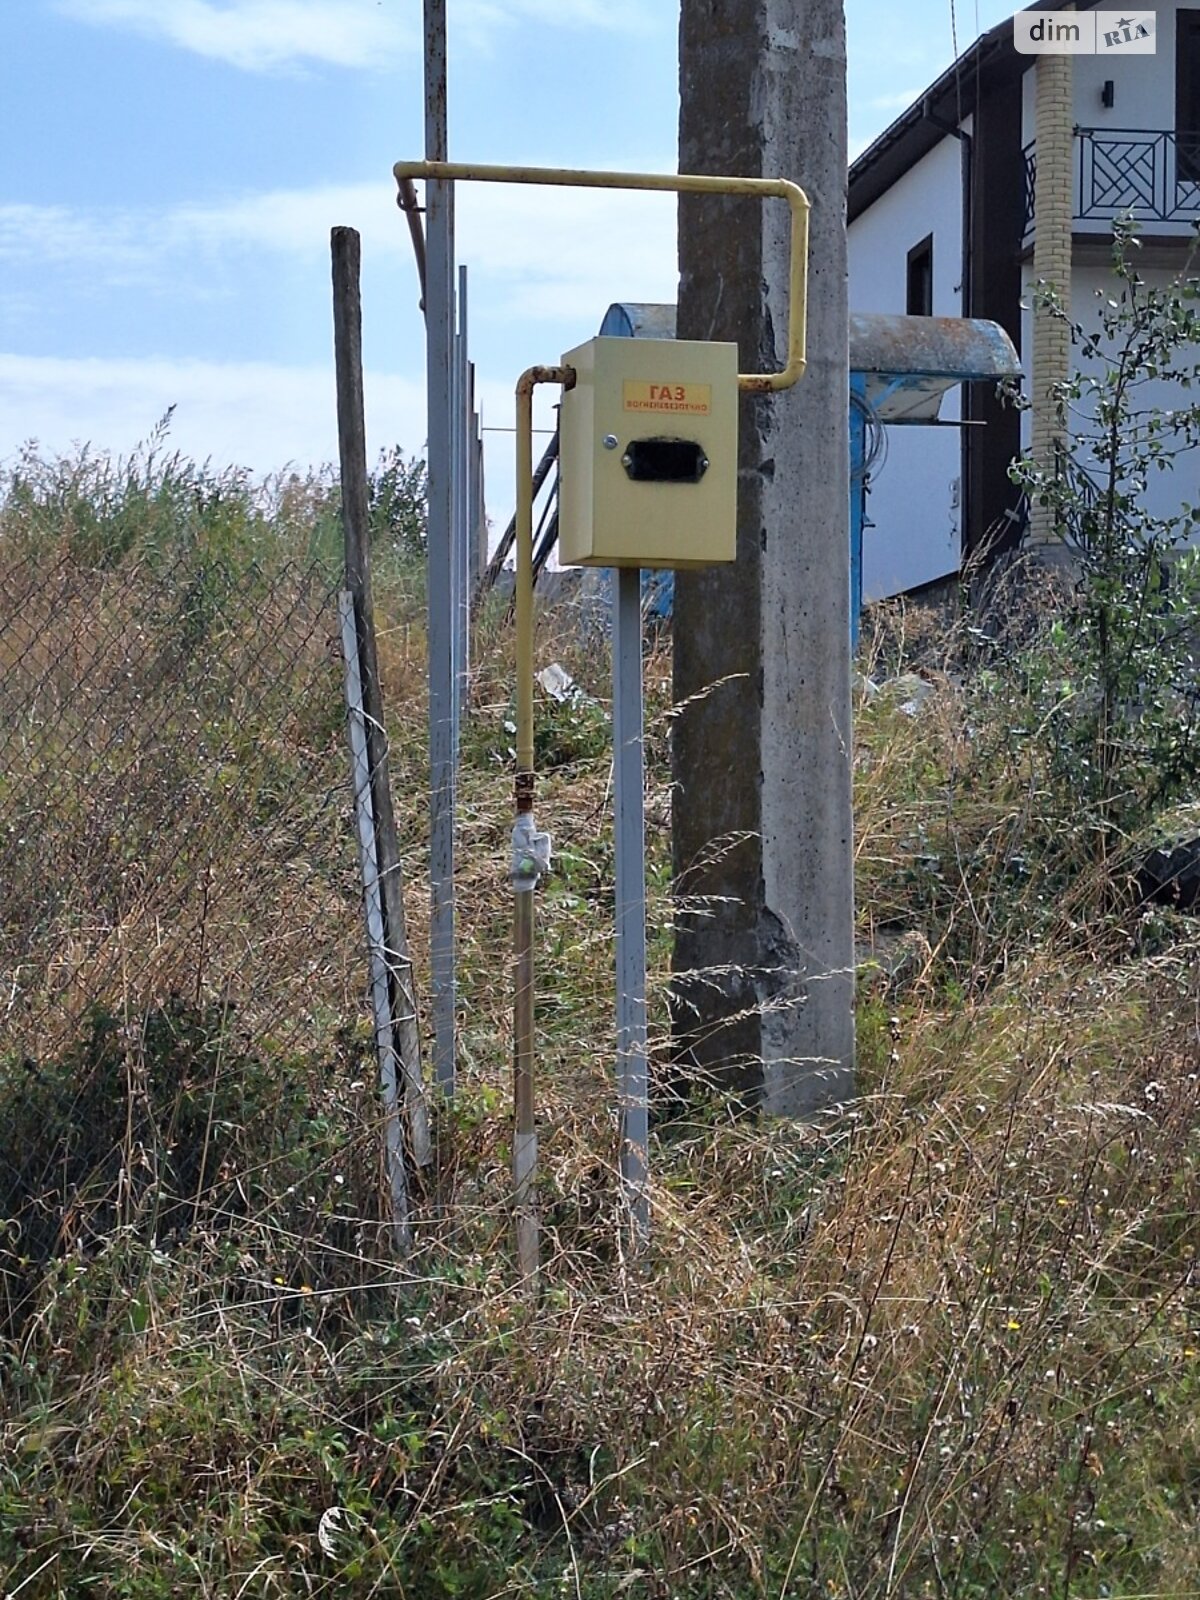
[
  {"xmin": 456, "ymin": 263, "xmax": 471, "ymax": 707},
  {"xmin": 425, "ymin": 0, "xmax": 457, "ymax": 1096},
  {"xmin": 613, "ymin": 566, "xmax": 649, "ymax": 1238},
  {"xmin": 454, "ymin": 279, "xmax": 464, "ymax": 736},
  {"xmin": 467, "ymin": 365, "xmax": 484, "ymax": 592},
  {"xmin": 449, "ymin": 275, "xmax": 462, "ymax": 730}
]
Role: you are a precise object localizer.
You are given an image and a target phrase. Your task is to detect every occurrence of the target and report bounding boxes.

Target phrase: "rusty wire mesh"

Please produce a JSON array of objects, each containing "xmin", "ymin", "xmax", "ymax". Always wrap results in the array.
[{"xmin": 0, "ymin": 544, "xmax": 389, "ymax": 1323}]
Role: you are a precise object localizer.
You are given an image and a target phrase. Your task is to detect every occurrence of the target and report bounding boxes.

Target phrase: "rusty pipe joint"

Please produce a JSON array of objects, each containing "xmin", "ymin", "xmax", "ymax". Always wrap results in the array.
[{"xmin": 516, "ymin": 363, "xmax": 577, "ymax": 398}]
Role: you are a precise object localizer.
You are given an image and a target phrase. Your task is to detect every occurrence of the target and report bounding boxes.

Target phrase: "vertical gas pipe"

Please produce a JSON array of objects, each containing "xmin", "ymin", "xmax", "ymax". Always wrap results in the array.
[{"xmin": 511, "ymin": 364, "xmax": 571, "ymax": 1287}]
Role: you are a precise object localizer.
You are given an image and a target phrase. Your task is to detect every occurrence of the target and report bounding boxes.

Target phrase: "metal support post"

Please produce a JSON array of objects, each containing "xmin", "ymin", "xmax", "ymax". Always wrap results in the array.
[
  {"xmin": 456, "ymin": 263, "xmax": 471, "ymax": 706},
  {"xmin": 613, "ymin": 566, "xmax": 649, "ymax": 1240},
  {"xmin": 467, "ymin": 366, "xmax": 484, "ymax": 592},
  {"xmin": 424, "ymin": 0, "xmax": 457, "ymax": 1096}
]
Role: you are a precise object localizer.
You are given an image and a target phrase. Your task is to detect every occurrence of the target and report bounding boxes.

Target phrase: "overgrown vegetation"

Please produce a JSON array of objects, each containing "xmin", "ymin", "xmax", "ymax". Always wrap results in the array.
[
  {"xmin": 1, "ymin": 411, "xmax": 428, "ymax": 588},
  {"xmin": 1007, "ymin": 223, "xmax": 1200, "ymax": 848},
  {"xmin": 1, "ymin": 405, "xmax": 1199, "ymax": 1598}
]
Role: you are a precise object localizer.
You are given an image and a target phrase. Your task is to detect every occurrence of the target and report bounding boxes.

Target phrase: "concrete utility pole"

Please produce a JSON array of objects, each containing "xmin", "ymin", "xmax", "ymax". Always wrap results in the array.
[{"xmin": 673, "ymin": 0, "xmax": 855, "ymax": 1115}]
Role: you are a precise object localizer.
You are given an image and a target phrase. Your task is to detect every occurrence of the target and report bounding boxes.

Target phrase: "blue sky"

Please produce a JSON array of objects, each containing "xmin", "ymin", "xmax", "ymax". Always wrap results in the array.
[{"xmin": 1, "ymin": 0, "xmax": 1018, "ymax": 520}]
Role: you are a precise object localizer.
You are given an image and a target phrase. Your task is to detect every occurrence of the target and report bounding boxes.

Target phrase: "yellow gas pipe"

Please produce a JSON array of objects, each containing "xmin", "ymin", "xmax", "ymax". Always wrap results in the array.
[{"xmin": 395, "ymin": 160, "xmax": 811, "ymax": 394}]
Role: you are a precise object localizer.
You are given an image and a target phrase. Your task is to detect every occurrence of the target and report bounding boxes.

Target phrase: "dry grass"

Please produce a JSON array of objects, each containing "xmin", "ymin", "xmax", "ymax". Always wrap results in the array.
[{"xmin": 2, "ymin": 473, "xmax": 1200, "ymax": 1597}]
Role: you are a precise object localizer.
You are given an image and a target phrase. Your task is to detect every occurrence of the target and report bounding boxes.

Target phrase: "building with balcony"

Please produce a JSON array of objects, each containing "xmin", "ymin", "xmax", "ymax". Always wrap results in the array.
[{"xmin": 849, "ymin": 0, "xmax": 1200, "ymax": 601}]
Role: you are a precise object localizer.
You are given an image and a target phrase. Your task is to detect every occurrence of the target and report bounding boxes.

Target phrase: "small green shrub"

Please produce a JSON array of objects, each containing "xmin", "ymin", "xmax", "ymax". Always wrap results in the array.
[{"xmin": 368, "ymin": 446, "xmax": 427, "ymax": 559}]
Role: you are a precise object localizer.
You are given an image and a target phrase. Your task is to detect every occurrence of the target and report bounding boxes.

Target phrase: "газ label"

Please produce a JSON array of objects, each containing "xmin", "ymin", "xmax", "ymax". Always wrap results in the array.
[{"xmin": 622, "ymin": 380, "xmax": 712, "ymax": 416}]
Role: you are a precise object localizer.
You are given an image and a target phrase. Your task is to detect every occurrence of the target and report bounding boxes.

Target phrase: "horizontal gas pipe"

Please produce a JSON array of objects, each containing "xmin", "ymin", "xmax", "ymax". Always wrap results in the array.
[{"xmin": 394, "ymin": 161, "xmax": 810, "ymax": 393}]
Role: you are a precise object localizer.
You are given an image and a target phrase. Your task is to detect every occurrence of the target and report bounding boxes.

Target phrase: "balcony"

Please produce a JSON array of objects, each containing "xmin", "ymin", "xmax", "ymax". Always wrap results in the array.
[{"xmin": 1021, "ymin": 128, "xmax": 1200, "ymax": 245}]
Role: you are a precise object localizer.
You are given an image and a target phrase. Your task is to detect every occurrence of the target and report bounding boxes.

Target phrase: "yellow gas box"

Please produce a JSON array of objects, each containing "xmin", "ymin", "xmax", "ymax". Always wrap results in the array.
[{"xmin": 558, "ymin": 335, "xmax": 739, "ymax": 568}]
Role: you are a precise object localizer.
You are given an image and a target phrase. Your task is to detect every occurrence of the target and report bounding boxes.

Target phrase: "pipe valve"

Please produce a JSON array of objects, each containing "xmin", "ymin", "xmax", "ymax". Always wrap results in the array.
[{"xmin": 511, "ymin": 812, "xmax": 552, "ymax": 893}]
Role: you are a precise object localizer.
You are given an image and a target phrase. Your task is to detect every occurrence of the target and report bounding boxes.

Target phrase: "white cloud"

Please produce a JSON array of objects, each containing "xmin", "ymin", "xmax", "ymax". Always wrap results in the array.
[
  {"xmin": 453, "ymin": 0, "xmax": 653, "ymax": 47},
  {"xmin": 2, "ymin": 168, "xmax": 680, "ymax": 321},
  {"xmin": 0, "ymin": 185, "xmax": 408, "ymax": 306},
  {"xmin": 0, "ymin": 352, "xmax": 427, "ymax": 477},
  {"xmin": 173, "ymin": 175, "xmax": 680, "ymax": 314},
  {"xmin": 55, "ymin": 0, "xmax": 651, "ymax": 73},
  {"xmin": 175, "ymin": 169, "xmax": 680, "ymax": 314},
  {"xmin": 0, "ymin": 204, "xmax": 87, "ymax": 262},
  {"xmin": 0, "ymin": 203, "xmax": 148, "ymax": 271},
  {"xmin": 456, "ymin": 179, "xmax": 678, "ymax": 318},
  {"xmin": 168, "ymin": 182, "xmax": 404, "ymax": 257},
  {"xmin": 54, "ymin": 0, "xmax": 414, "ymax": 74}
]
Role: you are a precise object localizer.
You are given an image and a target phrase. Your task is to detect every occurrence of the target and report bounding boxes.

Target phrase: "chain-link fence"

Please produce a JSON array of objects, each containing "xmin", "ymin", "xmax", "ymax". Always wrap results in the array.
[{"xmin": 0, "ymin": 545, "xmax": 386, "ymax": 1328}]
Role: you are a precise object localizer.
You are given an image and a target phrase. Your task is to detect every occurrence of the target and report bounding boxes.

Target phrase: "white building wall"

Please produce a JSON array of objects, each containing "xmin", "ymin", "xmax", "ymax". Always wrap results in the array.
[
  {"xmin": 848, "ymin": 130, "xmax": 966, "ymax": 599},
  {"xmin": 1075, "ymin": 3, "xmax": 1183, "ymax": 131}
]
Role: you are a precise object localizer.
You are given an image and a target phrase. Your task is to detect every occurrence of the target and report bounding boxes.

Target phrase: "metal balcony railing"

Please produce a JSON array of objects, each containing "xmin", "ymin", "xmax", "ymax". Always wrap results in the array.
[{"xmin": 1022, "ymin": 128, "xmax": 1200, "ymax": 241}]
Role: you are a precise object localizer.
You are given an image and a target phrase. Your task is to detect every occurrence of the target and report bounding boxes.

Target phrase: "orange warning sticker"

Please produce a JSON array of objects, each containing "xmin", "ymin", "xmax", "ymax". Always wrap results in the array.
[{"xmin": 622, "ymin": 380, "xmax": 712, "ymax": 416}]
